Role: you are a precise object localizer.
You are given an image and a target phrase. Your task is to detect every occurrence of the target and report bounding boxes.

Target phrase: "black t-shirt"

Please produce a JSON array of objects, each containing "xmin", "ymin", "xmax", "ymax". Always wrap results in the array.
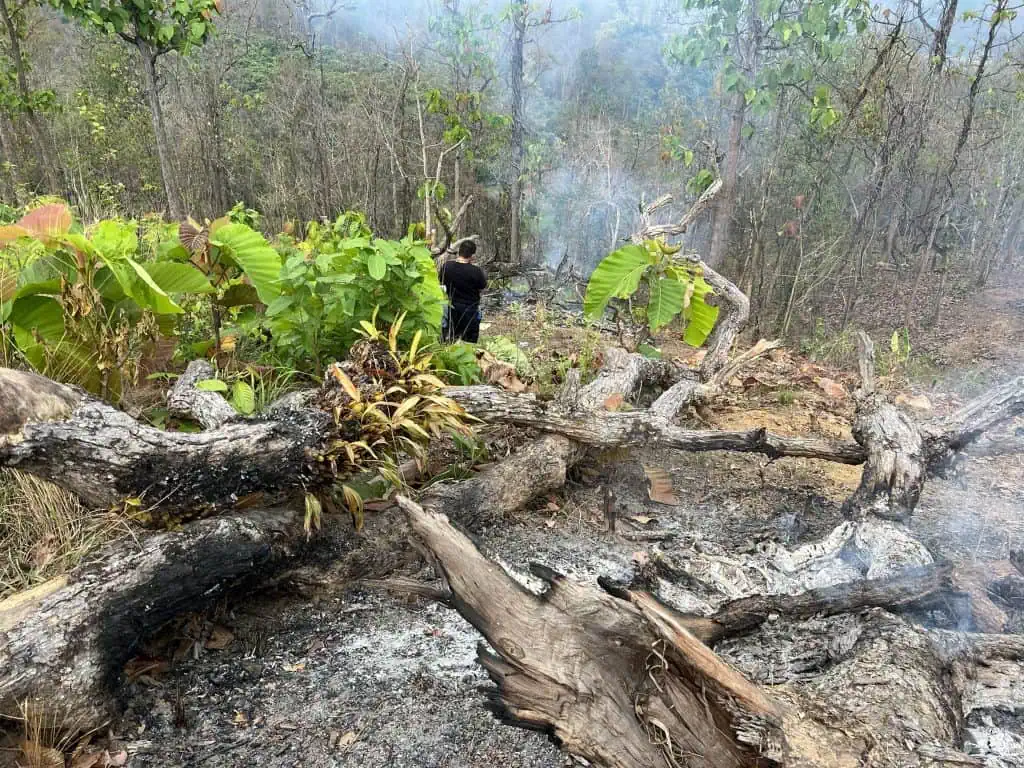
[{"xmin": 440, "ymin": 260, "xmax": 487, "ymax": 308}]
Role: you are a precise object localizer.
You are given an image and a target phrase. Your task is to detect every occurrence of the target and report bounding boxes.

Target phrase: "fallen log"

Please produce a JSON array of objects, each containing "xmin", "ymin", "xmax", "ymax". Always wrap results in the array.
[
  {"xmin": 0, "ymin": 368, "xmax": 331, "ymax": 519},
  {"xmin": 398, "ymin": 496, "xmax": 1000, "ymax": 768},
  {"xmin": 668, "ymin": 562, "xmax": 958, "ymax": 645},
  {"xmin": 0, "ymin": 508, "xmax": 304, "ymax": 725},
  {"xmin": 446, "ymin": 385, "xmax": 867, "ymax": 464},
  {"xmin": 165, "ymin": 359, "xmax": 237, "ymax": 429}
]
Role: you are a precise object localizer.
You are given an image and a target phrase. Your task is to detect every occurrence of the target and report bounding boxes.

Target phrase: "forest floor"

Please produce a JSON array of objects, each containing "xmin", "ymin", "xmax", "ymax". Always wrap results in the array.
[{"xmin": 5, "ymin": 278, "xmax": 1024, "ymax": 768}]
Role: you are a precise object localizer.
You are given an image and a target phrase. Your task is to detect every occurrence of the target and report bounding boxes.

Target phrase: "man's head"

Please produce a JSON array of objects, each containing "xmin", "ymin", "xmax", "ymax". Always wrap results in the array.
[{"xmin": 457, "ymin": 240, "xmax": 477, "ymax": 261}]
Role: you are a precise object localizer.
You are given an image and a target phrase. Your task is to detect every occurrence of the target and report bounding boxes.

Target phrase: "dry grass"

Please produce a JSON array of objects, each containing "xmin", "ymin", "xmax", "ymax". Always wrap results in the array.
[{"xmin": 0, "ymin": 470, "xmax": 131, "ymax": 600}]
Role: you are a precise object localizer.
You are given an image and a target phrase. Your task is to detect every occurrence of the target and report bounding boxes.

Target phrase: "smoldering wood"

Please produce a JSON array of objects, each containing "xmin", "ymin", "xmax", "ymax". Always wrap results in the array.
[
  {"xmin": 397, "ymin": 497, "xmax": 1015, "ymax": 768},
  {"xmin": 676, "ymin": 562, "xmax": 957, "ymax": 645}
]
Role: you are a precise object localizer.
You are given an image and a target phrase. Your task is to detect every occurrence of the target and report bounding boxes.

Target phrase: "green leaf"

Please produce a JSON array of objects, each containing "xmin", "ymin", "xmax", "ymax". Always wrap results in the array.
[
  {"xmin": 216, "ymin": 283, "xmax": 261, "ymax": 307},
  {"xmin": 367, "ymin": 250, "xmax": 387, "ymax": 280},
  {"xmin": 127, "ymin": 259, "xmax": 185, "ymax": 314},
  {"xmin": 196, "ymin": 378, "xmax": 229, "ymax": 392},
  {"xmin": 683, "ymin": 284, "xmax": 720, "ymax": 347},
  {"xmin": 90, "ymin": 219, "xmax": 138, "ymax": 260},
  {"xmin": 144, "ymin": 262, "xmax": 215, "ymax": 295},
  {"xmin": 637, "ymin": 343, "xmax": 663, "ymax": 360},
  {"xmin": 583, "ymin": 245, "xmax": 651, "ymax": 321},
  {"xmin": 9, "ymin": 295, "xmax": 64, "ymax": 342},
  {"xmin": 230, "ymin": 380, "xmax": 256, "ymax": 415},
  {"xmin": 647, "ymin": 277, "xmax": 686, "ymax": 331},
  {"xmin": 210, "ymin": 223, "xmax": 282, "ymax": 303}
]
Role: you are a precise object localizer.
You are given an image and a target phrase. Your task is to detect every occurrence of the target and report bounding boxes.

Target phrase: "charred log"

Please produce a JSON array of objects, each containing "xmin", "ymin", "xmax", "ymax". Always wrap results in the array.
[
  {"xmin": 0, "ymin": 508, "xmax": 304, "ymax": 726},
  {"xmin": 397, "ymin": 496, "xmax": 1005, "ymax": 768}
]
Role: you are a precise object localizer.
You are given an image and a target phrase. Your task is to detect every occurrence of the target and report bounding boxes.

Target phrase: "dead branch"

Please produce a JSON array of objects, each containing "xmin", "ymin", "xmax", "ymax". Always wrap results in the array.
[
  {"xmin": 446, "ymin": 385, "xmax": 867, "ymax": 464},
  {"xmin": 166, "ymin": 359, "xmax": 237, "ymax": 429}
]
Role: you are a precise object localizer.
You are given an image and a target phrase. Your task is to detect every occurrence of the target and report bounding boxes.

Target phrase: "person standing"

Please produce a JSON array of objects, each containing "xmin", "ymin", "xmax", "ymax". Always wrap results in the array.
[{"xmin": 439, "ymin": 240, "xmax": 487, "ymax": 343}]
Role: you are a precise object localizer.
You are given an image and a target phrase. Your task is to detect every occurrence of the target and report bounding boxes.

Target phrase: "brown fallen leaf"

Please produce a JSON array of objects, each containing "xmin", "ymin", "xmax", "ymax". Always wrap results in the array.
[
  {"xmin": 232, "ymin": 711, "xmax": 249, "ymax": 728},
  {"xmin": 643, "ymin": 465, "xmax": 679, "ymax": 506},
  {"xmin": 124, "ymin": 656, "xmax": 170, "ymax": 684},
  {"xmin": 205, "ymin": 625, "xmax": 234, "ymax": 650},
  {"xmin": 544, "ymin": 501, "xmax": 560, "ymax": 512},
  {"xmin": 282, "ymin": 662, "xmax": 305, "ymax": 672},
  {"xmin": 816, "ymin": 377, "xmax": 847, "ymax": 400},
  {"xmin": 337, "ymin": 730, "xmax": 358, "ymax": 750},
  {"xmin": 603, "ymin": 393, "xmax": 624, "ymax": 411},
  {"xmin": 630, "ymin": 515, "xmax": 654, "ymax": 526},
  {"xmin": 895, "ymin": 393, "xmax": 932, "ymax": 412}
]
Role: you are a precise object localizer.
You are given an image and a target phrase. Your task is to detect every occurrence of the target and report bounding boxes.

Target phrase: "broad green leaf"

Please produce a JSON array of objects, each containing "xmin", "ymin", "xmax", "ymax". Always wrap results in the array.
[
  {"xmin": 145, "ymin": 262, "xmax": 215, "ymax": 295},
  {"xmin": 90, "ymin": 219, "xmax": 138, "ymax": 260},
  {"xmin": 9, "ymin": 295, "xmax": 64, "ymax": 342},
  {"xmin": 209, "ymin": 223, "xmax": 282, "ymax": 303},
  {"xmin": 584, "ymin": 245, "xmax": 651, "ymax": 321},
  {"xmin": 231, "ymin": 380, "xmax": 256, "ymax": 415},
  {"xmin": 647, "ymin": 277, "xmax": 686, "ymax": 332},
  {"xmin": 127, "ymin": 259, "xmax": 184, "ymax": 314},
  {"xmin": 367, "ymin": 250, "xmax": 387, "ymax": 280},
  {"xmin": 683, "ymin": 289, "xmax": 720, "ymax": 347},
  {"xmin": 197, "ymin": 378, "xmax": 229, "ymax": 392},
  {"xmin": 216, "ymin": 283, "xmax": 260, "ymax": 307}
]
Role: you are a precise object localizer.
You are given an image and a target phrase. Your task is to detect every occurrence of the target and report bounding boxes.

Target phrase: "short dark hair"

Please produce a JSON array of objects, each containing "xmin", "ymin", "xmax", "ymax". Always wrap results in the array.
[{"xmin": 458, "ymin": 240, "xmax": 477, "ymax": 259}]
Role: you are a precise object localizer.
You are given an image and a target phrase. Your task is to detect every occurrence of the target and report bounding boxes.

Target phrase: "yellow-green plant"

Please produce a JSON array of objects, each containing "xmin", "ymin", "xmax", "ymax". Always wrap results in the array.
[
  {"xmin": 0, "ymin": 203, "xmax": 214, "ymax": 399},
  {"xmin": 307, "ymin": 310, "xmax": 475, "ymax": 532}
]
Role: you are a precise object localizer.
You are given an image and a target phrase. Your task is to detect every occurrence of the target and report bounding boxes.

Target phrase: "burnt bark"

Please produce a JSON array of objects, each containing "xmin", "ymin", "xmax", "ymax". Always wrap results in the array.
[
  {"xmin": 398, "ymin": 497, "xmax": 1017, "ymax": 768},
  {"xmin": 0, "ymin": 508, "xmax": 304, "ymax": 726},
  {"xmin": 0, "ymin": 368, "xmax": 331, "ymax": 519}
]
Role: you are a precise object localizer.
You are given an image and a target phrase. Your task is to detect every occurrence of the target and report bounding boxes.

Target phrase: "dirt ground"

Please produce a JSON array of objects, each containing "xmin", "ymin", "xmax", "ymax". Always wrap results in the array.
[{"xmin": 5, "ymin": 278, "xmax": 1024, "ymax": 767}]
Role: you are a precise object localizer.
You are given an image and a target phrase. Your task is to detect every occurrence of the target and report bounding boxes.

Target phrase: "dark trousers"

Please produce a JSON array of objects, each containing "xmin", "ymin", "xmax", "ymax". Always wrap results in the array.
[{"xmin": 444, "ymin": 304, "xmax": 480, "ymax": 343}]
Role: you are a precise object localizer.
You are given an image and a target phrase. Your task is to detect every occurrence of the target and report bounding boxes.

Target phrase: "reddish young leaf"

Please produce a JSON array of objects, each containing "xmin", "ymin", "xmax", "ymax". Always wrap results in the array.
[{"xmin": 18, "ymin": 204, "xmax": 71, "ymax": 239}]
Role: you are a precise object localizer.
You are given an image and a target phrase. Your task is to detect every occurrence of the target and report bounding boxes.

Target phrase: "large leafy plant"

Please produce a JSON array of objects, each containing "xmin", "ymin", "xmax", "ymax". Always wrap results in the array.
[
  {"xmin": 262, "ymin": 212, "xmax": 445, "ymax": 373},
  {"xmin": 167, "ymin": 214, "xmax": 282, "ymax": 357},
  {"xmin": 0, "ymin": 203, "xmax": 213, "ymax": 398},
  {"xmin": 583, "ymin": 239, "xmax": 720, "ymax": 347}
]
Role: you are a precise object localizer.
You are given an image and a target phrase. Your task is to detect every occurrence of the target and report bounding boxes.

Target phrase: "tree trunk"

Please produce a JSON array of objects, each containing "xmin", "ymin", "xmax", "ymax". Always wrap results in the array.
[
  {"xmin": 399, "ymin": 496, "xmax": 1019, "ymax": 768},
  {"xmin": 708, "ymin": 93, "xmax": 745, "ymax": 269},
  {"xmin": 0, "ymin": 368, "xmax": 332, "ymax": 520},
  {"xmin": 0, "ymin": 0, "xmax": 59, "ymax": 194},
  {"xmin": 0, "ymin": 508, "xmax": 305, "ymax": 725},
  {"xmin": 137, "ymin": 40, "xmax": 184, "ymax": 220},
  {"xmin": 508, "ymin": 0, "xmax": 526, "ymax": 266}
]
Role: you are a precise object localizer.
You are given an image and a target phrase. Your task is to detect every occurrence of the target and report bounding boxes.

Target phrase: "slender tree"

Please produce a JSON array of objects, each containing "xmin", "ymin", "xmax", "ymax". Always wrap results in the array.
[
  {"xmin": 0, "ymin": 0, "xmax": 60, "ymax": 193},
  {"xmin": 50, "ymin": 0, "xmax": 223, "ymax": 219}
]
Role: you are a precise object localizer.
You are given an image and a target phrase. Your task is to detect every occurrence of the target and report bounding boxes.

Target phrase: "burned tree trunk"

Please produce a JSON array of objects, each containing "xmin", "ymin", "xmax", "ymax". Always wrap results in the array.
[
  {"xmin": 0, "ymin": 369, "xmax": 331, "ymax": 521},
  {"xmin": 0, "ymin": 509, "xmax": 304, "ymax": 725},
  {"xmin": 399, "ymin": 497, "xmax": 1013, "ymax": 768}
]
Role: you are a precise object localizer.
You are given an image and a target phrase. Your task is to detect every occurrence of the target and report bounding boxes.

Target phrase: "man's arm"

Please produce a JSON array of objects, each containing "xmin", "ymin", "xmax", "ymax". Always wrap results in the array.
[{"xmin": 475, "ymin": 267, "xmax": 488, "ymax": 290}]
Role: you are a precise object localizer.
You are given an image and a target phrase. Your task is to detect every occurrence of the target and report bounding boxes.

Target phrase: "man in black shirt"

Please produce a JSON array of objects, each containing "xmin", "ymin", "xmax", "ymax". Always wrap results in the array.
[{"xmin": 439, "ymin": 240, "xmax": 487, "ymax": 343}]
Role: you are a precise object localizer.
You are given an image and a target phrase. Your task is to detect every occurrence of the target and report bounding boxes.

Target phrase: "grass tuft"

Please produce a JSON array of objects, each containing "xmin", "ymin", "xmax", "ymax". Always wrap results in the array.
[{"xmin": 0, "ymin": 470, "xmax": 130, "ymax": 600}]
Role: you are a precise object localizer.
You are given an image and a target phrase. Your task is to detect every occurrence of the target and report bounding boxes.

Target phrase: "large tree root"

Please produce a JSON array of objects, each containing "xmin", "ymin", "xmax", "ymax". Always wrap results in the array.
[{"xmin": 400, "ymin": 496, "xmax": 1024, "ymax": 768}]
